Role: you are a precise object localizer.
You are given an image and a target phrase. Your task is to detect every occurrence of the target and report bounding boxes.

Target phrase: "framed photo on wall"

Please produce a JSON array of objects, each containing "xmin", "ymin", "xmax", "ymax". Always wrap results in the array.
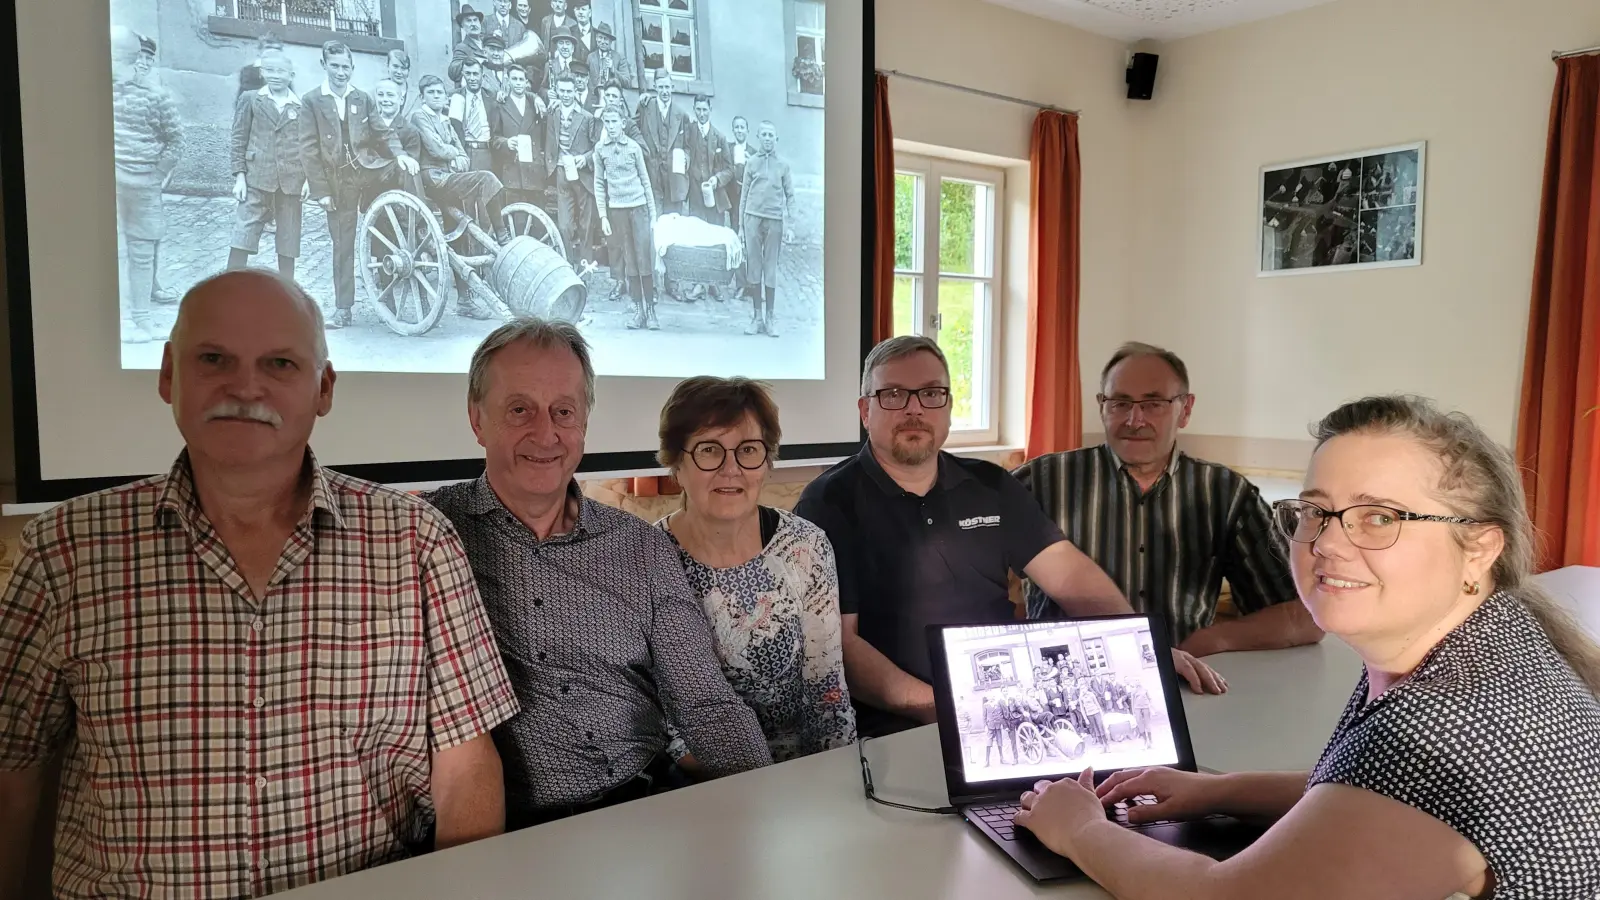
[{"xmin": 1258, "ymin": 141, "xmax": 1425, "ymax": 276}]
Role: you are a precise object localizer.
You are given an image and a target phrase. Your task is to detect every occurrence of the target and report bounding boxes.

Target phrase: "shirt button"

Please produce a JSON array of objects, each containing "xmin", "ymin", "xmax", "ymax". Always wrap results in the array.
[
  {"xmin": 606, "ymin": 767, "xmax": 615, "ymax": 777},
  {"xmin": 586, "ymin": 731, "xmax": 594, "ymax": 740},
  {"xmin": 926, "ymin": 518, "xmax": 934, "ymax": 525},
  {"xmin": 561, "ymin": 685, "xmax": 570, "ymax": 694},
  {"xmin": 251, "ymin": 619, "xmax": 264, "ymax": 632},
  {"xmin": 252, "ymin": 696, "xmax": 265, "ymax": 709},
  {"xmin": 254, "ymin": 776, "xmax": 267, "ymax": 789},
  {"xmin": 537, "ymin": 652, "xmax": 548, "ymax": 662},
  {"xmin": 533, "ymin": 598, "xmax": 544, "ymax": 607},
  {"xmin": 1138, "ymin": 546, "xmax": 1145, "ymax": 553}
]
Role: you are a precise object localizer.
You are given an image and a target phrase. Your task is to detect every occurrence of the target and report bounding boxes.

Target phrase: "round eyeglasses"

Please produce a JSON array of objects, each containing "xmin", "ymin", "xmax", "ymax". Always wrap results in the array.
[
  {"xmin": 687, "ymin": 440, "xmax": 769, "ymax": 472},
  {"xmin": 866, "ymin": 387, "xmax": 950, "ymax": 411},
  {"xmin": 1270, "ymin": 499, "xmax": 1482, "ymax": 551}
]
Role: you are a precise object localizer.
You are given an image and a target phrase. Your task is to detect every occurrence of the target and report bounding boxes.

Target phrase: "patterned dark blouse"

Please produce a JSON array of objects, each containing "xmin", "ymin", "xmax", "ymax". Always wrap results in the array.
[
  {"xmin": 1308, "ymin": 590, "xmax": 1600, "ymax": 900},
  {"xmin": 657, "ymin": 508, "xmax": 857, "ymax": 762}
]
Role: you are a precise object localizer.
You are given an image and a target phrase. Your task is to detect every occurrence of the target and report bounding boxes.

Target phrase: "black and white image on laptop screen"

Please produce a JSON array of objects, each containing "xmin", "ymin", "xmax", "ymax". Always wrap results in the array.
[{"xmin": 942, "ymin": 619, "xmax": 1180, "ymax": 785}]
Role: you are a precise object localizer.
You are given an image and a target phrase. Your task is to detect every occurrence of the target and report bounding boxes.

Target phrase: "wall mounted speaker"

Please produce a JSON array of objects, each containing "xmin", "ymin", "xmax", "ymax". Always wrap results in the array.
[{"xmin": 1126, "ymin": 52, "xmax": 1159, "ymax": 100}]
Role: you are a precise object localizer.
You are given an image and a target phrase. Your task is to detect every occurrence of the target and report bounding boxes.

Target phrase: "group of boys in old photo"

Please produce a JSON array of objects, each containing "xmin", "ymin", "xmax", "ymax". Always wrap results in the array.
[{"xmin": 113, "ymin": 0, "xmax": 798, "ymax": 346}]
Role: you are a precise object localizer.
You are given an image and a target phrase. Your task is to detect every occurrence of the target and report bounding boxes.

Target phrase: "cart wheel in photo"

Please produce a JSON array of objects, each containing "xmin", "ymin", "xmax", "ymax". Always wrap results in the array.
[
  {"xmin": 1015, "ymin": 722, "xmax": 1045, "ymax": 766},
  {"xmin": 1052, "ymin": 719, "xmax": 1086, "ymax": 759},
  {"xmin": 357, "ymin": 190, "xmax": 454, "ymax": 336},
  {"xmin": 501, "ymin": 202, "xmax": 566, "ymax": 260}
]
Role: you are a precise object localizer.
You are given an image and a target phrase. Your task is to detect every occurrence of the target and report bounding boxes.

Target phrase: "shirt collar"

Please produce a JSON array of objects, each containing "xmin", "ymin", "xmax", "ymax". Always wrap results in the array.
[
  {"xmin": 466, "ymin": 474, "xmax": 599, "ymax": 539},
  {"xmin": 1100, "ymin": 440, "xmax": 1182, "ymax": 478},
  {"xmin": 154, "ymin": 448, "xmax": 346, "ymax": 531},
  {"xmin": 321, "ymin": 79, "xmax": 352, "ymax": 100},
  {"xmin": 856, "ymin": 441, "xmax": 970, "ymax": 496}
]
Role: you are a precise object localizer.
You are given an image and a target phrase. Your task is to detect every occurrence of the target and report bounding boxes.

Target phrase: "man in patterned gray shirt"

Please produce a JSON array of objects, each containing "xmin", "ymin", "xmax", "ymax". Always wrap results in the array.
[{"xmin": 423, "ymin": 317, "xmax": 772, "ymax": 829}]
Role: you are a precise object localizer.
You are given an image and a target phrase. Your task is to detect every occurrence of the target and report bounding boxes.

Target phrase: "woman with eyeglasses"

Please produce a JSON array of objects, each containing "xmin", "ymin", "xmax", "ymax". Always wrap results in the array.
[
  {"xmin": 1009, "ymin": 395, "xmax": 1600, "ymax": 899},
  {"xmin": 654, "ymin": 376, "xmax": 857, "ymax": 768}
]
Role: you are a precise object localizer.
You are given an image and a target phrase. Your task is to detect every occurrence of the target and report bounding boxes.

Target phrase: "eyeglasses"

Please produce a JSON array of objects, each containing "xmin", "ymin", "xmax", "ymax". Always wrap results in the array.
[
  {"xmin": 1097, "ymin": 394, "xmax": 1189, "ymax": 418},
  {"xmin": 1270, "ymin": 499, "xmax": 1482, "ymax": 551},
  {"xmin": 866, "ymin": 387, "xmax": 950, "ymax": 411},
  {"xmin": 687, "ymin": 440, "xmax": 769, "ymax": 472}
]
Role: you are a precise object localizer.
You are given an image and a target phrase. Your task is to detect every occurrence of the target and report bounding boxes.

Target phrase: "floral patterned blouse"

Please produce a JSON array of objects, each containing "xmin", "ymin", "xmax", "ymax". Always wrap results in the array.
[{"xmin": 656, "ymin": 507, "xmax": 857, "ymax": 762}]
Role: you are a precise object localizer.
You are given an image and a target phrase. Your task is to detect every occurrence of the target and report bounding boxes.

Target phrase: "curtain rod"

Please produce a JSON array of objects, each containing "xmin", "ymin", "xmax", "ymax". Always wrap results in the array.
[
  {"xmin": 1554, "ymin": 44, "xmax": 1600, "ymax": 59},
  {"xmin": 877, "ymin": 69, "xmax": 1080, "ymax": 116}
]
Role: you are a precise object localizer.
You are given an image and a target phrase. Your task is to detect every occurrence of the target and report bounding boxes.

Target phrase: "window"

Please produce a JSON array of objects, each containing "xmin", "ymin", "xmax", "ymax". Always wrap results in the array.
[
  {"xmin": 638, "ymin": 0, "xmax": 712, "ymax": 93},
  {"xmin": 214, "ymin": 0, "xmax": 386, "ymax": 38},
  {"xmin": 893, "ymin": 153, "xmax": 1003, "ymax": 442},
  {"xmin": 1081, "ymin": 638, "xmax": 1109, "ymax": 674},
  {"xmin": 209, "ymin": 0, "xmax": 401, "ymax": 51},
  {"xmin": 972, "ymin": 649, "xmax": 1018, "ymax": 688},
  {"xmin": 785, "ymin": 0, "xmax": 825, "ymax": 107}
]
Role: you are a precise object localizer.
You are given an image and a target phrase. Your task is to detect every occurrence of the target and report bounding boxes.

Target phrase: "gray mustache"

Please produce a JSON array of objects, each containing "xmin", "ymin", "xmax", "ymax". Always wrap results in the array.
[{"xmin": 205, "ymin": 401, "xmax": 283, "ymax": 428}]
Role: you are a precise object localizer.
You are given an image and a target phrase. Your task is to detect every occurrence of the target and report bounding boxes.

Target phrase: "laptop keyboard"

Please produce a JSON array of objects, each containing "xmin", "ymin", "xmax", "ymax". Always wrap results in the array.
[{"xmin": 968, "ymin": 795, "xmax": 1171, "ymax": 842}]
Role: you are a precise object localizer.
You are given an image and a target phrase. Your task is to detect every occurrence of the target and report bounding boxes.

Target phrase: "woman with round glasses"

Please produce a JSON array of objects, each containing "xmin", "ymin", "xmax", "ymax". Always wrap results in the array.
[
  {"xmin": 1008, "ymin": 395, "xmax": 1600, "ymax": 899},
  {"xmin": 654, "ymin": 376, "xmax": 856, "ymax": 766}
]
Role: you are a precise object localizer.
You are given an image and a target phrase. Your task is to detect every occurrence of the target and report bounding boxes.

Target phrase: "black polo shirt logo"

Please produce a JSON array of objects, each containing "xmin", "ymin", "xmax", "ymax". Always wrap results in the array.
[{"xmin": 958, "ymin": 515, "xmax": 1002, "ymax": 530}]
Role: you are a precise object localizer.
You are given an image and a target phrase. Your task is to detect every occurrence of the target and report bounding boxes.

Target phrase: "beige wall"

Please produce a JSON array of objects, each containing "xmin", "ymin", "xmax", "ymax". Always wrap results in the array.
[
  {"xmin": 1130, "ymin": 0, "xmax": 1600, "ymax": 459},
  {"xmin": 877, "ymin": 0, "xmax": 1143, "ymax": 448}
]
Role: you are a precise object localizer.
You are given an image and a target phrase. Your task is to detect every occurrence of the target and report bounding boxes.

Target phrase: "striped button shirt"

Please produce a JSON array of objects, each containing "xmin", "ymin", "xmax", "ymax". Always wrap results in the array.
[
  {"xmin": 1012, "ymin": 444, "xmax": 1296, "ymax": 644},
  {"xmin": 0, "ymin": 451, "xmax": 519, "ymax": 899}
]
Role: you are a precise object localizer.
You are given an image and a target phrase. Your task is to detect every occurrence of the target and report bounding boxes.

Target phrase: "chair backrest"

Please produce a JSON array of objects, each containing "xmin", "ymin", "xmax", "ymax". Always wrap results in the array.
[{"xmin": 1532, "ymin": 566, "xmax": 1600, "ymax": 641}]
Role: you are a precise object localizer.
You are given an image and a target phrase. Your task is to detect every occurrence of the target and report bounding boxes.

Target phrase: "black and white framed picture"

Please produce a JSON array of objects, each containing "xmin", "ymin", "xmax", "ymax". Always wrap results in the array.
[
  {"xmin": 105, "ymin": 0, "xmax": 835, "ymax": 378},
  {"xmin": 1258, "ymin": 141, "xmax": 1425, "ymax": 276}
]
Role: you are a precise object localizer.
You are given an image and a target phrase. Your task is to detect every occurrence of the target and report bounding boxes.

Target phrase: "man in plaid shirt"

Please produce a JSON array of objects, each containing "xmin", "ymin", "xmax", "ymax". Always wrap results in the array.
[{"xmin": 0, "ymin": 270, "xmax": 519, "ymax": 898}]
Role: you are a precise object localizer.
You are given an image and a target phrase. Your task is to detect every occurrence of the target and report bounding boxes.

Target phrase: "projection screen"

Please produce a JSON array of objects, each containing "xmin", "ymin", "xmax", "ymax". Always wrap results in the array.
[{"xmin": 1, "ymin": 0, "xmax": 874, "ymax": 504}]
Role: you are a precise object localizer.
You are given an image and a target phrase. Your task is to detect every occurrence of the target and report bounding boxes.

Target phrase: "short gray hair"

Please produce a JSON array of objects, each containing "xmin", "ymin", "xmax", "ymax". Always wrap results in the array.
[
  {"xmin": 173, "ymin": 268, "xmax": 328, "ymax": 370},
  {"xmin": 1100, "ymin": 341, "xmax": 1190, "ymax": 394},
  {"xmin": 860, "ymin": 335, "xmax": 949, "ymax": 396},
  {"xmin": 467, "ymin": 316, "xmax": 596, "ymax": 409}
]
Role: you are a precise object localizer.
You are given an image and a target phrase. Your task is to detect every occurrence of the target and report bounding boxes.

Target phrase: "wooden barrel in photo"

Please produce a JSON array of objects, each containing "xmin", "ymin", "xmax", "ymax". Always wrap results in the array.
[{"xmin": 489, "ymin": 236, "xmax": 587, "ymax": 322}]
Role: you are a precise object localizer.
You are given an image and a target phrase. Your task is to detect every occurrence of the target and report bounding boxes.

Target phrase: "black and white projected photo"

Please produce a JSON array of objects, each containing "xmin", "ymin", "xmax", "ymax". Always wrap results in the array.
[
  {"xmin": 109, "ymin": 0, "xmax": 828, "ymax": 377},
  {"xmin": 1259, "ymin": 142, "xmax": 1425, "ymax": 276},
  {"xmin": 942, "ymin": 620, "xmax": 1180, "ymax": 785}
]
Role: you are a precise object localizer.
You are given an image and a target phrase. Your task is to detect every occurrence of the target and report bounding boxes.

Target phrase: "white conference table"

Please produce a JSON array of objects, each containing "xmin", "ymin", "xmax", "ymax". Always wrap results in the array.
[{"xmin": 282, "ymin": 640, "xmax": 1362, "ymax": 900}]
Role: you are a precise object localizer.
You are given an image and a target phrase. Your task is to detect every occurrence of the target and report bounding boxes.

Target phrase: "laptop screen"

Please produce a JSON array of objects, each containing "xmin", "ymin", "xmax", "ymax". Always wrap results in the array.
[{"xmin": 938, "ymin": 617, "xmax": 1182, "ymax": 785}]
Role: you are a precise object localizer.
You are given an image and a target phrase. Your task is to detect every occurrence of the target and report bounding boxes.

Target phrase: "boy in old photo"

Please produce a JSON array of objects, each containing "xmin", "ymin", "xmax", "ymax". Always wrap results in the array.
[
  {"xmin": 227, "ymin": 49, "xmax": 304, "ymax": 279},
  {"xmin": 112, "ymin": 26, "xmax": 183, "ymax": 344}
]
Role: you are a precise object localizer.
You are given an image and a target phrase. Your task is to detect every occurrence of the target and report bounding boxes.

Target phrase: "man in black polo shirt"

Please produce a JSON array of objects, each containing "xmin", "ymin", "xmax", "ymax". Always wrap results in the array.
[{"xmin": 795, "ymin": 337, "xmax": 1226, "ymax": 737}]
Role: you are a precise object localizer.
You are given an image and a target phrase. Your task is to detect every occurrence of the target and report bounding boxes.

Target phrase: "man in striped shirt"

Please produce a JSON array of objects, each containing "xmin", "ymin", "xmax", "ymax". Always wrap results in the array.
[{"xmin": 1013, "ymin": 342, "xmax": 1323, "ymax": 656}]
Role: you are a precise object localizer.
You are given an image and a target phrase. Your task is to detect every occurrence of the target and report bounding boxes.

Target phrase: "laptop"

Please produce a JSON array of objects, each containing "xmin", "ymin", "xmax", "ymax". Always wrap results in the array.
[{"xmin": 925, "ymin": 613, "xmax": 1266, "ymax": 881}]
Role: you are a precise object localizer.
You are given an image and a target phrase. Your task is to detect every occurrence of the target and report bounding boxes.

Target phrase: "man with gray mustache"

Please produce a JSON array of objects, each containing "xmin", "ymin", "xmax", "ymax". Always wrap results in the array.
[
  {"xmin": 0, "ymin": 270, "xmax": 519, "ymax": 898},
  {"xmin": 794, "ymin": 336, "xmax": 1228, "ymax": 739}
]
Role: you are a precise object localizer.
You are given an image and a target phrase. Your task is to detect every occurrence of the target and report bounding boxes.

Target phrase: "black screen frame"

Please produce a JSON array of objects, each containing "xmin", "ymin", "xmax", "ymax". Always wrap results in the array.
[
  {"xmin": 0, "ymin": 0, "xmax": 877, "ymax": 505},
  {"xmin": 925, "ymin": 613, "xmax": 1201, "ymax": 805}
]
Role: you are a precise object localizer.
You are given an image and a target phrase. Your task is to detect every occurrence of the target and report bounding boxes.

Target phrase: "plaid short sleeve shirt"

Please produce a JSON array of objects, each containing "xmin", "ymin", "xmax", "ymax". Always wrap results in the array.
[{"xmin": 0, "ymin": 451, "xmax": 519, "ymax": 899}]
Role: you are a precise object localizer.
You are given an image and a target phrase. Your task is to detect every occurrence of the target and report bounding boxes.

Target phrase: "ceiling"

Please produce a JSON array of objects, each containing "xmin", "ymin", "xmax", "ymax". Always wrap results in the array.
[{"xmin": 982, "ymin": 0, "xmax": 1341, "ymax": 42}]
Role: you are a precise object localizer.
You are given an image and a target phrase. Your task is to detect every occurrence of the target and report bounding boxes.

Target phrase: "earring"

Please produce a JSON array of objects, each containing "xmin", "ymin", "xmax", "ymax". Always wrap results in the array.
[{"xmin": 1463, "ymin": 581, "xmax": 1481, "ymax": 596}]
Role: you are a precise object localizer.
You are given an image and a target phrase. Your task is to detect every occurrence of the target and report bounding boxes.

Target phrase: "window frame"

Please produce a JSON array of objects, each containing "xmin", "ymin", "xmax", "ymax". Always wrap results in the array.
[
  {"xmin": 208, "ymin": 0, "xmax": 403, "ymax": 54},
  {"xmin": 1082, "ymin": 637, "xmax": 1109, "ymax": 674},
  {"xmin": 972, "ymin": 648, "xmax": 1019, "ymax": 689},
  {"xmin": 636, "ymin": 0, "xmax": 714, "ymax": 97},
  {"xmin": 892, "ymin": 151, "xmax": 1004, "ymax": 446},
  {"xmin": 783, "ymin": 0, "xmax": 826, "ymax": 108}
]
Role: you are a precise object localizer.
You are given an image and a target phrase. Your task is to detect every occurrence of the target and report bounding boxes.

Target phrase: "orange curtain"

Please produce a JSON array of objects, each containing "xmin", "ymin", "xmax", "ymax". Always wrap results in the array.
[
  {"xmin": 872, "ymin": 73, "xmax": 896, "ymax": 343},
  {"xmin": 1023, "ymin": 110, "xmax": 1084, "ymax": 459},
  {"xmin": 1517, "ymin": 54, "xmax": 1600, "ymax": 572}
]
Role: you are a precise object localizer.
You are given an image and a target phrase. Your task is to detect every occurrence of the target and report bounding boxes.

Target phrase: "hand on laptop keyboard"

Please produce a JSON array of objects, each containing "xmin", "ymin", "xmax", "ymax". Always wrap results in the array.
[
  {"xmin": 1097, "ymin": 767, "xmax": 1222, "ymax": 825},
  {"xmin": 971, "ymin": 795, "xmax": 1175, "ymax": 843}
]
